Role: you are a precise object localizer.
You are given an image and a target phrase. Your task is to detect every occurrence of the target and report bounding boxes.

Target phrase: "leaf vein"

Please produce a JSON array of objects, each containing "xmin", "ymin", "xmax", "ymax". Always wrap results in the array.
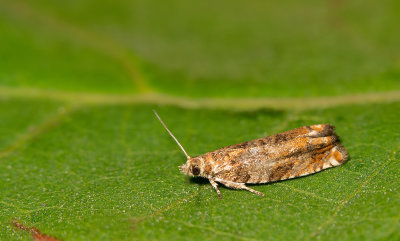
[{"xmin": 1, "ymin": 87, "xmax": 399, "ymax": 111}]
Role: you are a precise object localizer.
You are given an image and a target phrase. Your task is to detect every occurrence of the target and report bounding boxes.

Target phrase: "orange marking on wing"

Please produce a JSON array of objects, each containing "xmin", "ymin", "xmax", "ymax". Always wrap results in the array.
[
  {"xmin": 228, "ymin": 149, "xmax": 245, "ymax": 159},
  {"xmin": 293, "ymin": 138, "xmax": 308, "ymax": 149},
  {"xmin": 307, "ymin": 136, "xmax": 336, "ymax": 152},
  {"xmin": 310, "ymin": 125, "xmax": 323, "ymax": 131},
  {"xmin": 309, "ymin": 137, "xmax": 325, "ymax": 146},
  {"xmin": 286, "ymin": 127, "xmax": 309, "ymax": 138},
  {"xmin": 205, "ymin": 153, "xmax": 214, "ymax": 163},
  {"xmin": 316, "ymin": 145, "xmax": 333, "ymax": 153},
  {"xmin": 205, "ymin": 164, "xmax": 212, "ymax": 173},
  {"xmin": 293, "ymin": 146, "xmax": 333, "ymax": 177},
  {"xmin": 223, "ymin": 155, "xmax": 229, "ymax": 162},
  {"xmin": 333, "ymin": 149, "xmax": 342, "ymax": 161},
  {"xmin": 326, "ymin": 150, "xmax": 334, "ymax": 160}
]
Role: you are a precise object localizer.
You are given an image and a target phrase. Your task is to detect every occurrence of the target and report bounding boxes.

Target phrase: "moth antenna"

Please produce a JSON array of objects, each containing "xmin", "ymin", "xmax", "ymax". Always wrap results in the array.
[{"xmin": 153, "ymin": 110, "xmax": 191, "ymax": 159}]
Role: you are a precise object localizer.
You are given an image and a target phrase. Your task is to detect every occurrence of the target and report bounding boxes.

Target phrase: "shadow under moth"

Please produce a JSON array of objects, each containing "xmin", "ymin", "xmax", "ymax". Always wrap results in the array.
[{"xmin": 154, "ymin": 111, "xmax": 349, "ymax": 198}]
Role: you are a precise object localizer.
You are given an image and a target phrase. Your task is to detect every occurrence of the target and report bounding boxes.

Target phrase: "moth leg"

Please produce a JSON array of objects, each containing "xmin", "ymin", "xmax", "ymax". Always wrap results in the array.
[
  {"xmin": 241, "ymin": 185, "xmax": 265, "ymax": 197},
  {"xmin": 215, "ymin": 178, "xmax": 265, "ymax": 197},
  {"xmin": 209, "ymin": 178, "xmax": 222, "ymax": 199}
]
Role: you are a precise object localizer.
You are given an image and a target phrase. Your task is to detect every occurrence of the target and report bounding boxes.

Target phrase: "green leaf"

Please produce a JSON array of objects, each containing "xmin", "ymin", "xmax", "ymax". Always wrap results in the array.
[{"xmin": 0, "ymin": 0, "xmax": 399, "ymax": 241}]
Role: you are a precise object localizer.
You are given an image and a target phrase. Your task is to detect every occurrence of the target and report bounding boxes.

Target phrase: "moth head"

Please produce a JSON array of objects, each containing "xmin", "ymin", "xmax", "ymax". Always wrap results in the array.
[{"xmin": 179, "ymin": 157, "xmax": 204, "ymax": 176}]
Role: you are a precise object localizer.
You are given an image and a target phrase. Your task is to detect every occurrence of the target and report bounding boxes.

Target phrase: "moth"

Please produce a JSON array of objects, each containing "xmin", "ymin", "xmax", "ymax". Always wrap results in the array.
[{"xmin": 154, "ymin": 111, "xmax": 349, "ymax": 198}]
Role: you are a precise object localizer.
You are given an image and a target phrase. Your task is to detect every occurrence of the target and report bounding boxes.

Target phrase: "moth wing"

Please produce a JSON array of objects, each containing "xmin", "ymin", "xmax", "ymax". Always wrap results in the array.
[
  {"xmin": 212, "ymin": 142, "xmax": 348, "ymax": 183},
  {"xmin": 209, "ymin": 127, "xmax": 348, "ymax": 183},
  {"xmin": 253, "ymin": 143, "xmax": 349, "ymax": 183},
  {"xmin": 227, "ymin": 124, "xmax": 334, "ymax": 148}
]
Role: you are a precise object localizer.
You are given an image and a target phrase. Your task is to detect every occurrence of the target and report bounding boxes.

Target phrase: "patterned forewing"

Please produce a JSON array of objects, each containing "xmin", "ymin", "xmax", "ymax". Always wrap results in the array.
[{"xmin": 203, "ymin": 124, "xmax": 348, "ymax": 183}]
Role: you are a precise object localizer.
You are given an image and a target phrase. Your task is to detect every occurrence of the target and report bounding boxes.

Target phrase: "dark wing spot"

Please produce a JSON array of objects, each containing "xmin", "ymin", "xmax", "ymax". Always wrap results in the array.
[
  {"xmin": 256, "ymin": 138, "xmax": 268, "ymax": 146},
  {"xmin": 241, "ymin": 173, "xmax": 251, "ymax": 183},
  {"xmin": 274, "ymin": 133, "xmax": 288, "ymax": 143},
  {"xmin": 270, "ymin": 162, "xmax": 295, "ymax": 181},
  {"xmin": 229, "ymin": 159, "xmax": 237, "ymax": 165},
  {"xmin": 234, "ymin": 141, "xmax": 251, "ymax": 149},
  {"xmin": 233, "ymin": 171, "xmax": 251, "ymax": 183}
]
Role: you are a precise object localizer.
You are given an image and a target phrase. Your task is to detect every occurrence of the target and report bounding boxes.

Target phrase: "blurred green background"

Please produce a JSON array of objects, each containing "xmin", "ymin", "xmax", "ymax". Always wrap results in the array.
[
  {"xmin": 1, "ymin": 0, "xmax": 400, "ymax": 97},
  {"xmin": 0, "ymin": 0, "xmax": 399, "ymax": 240}
]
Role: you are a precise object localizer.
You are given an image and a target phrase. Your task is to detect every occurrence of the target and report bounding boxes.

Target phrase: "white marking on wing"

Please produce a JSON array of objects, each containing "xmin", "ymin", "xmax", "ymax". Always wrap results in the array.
[
  {"xmin": 250, "ymin": 147, "xmax": 259, "ymax": 155},
  {"xmin": 323, "ymin": 162, "xmax": 331, "ymax": 169},
  {"xmin": 329, "ymin": 157, "xmax": 341, "ymax": 166}
]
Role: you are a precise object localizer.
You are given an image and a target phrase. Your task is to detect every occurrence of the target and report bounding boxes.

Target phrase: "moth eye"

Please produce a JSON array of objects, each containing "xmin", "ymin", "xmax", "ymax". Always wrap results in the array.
[{"xmin": 192, "ymin": 166, "xmax": 200, "ymax": 175}]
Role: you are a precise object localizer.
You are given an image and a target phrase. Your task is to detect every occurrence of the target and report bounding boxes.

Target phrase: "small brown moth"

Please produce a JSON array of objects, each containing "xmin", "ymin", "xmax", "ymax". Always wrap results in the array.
[{"xmin": 154, "ymin": 111, "xmax": 348, "ymax": 198}]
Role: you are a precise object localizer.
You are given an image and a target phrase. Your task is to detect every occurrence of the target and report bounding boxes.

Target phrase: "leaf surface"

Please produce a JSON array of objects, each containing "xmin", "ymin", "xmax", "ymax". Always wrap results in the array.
[{"xmin": 0, "ymin": 0, "xmax": 399, "ymax": 240}]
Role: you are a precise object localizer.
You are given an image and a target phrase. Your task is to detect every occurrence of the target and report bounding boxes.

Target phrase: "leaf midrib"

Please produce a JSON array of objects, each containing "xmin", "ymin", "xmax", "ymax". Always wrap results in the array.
[{"xmin": 1, "ymin": 86, "xmax": 400, "ymax": 111}]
